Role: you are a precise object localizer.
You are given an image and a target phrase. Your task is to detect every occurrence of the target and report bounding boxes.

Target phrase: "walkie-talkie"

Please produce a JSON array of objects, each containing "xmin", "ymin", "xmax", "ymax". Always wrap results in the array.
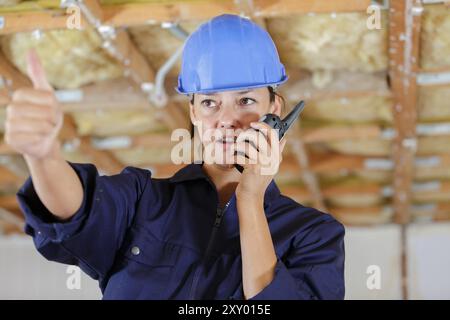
[{"xmin": 234, "ymin": 100, "xmax": 305, "ymax": 173}]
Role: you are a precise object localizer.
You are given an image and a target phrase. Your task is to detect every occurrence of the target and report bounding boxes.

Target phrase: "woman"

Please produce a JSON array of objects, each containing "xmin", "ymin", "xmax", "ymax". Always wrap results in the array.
[{"xmin": 7, "ymin": 14, "xmax": 345, "ymax": 300}]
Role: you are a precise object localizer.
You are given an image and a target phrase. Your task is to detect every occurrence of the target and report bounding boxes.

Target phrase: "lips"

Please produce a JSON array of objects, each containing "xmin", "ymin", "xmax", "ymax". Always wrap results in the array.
[{"xmin": 217, "ymin": 136, "xmax": 236, "ymax": 144}]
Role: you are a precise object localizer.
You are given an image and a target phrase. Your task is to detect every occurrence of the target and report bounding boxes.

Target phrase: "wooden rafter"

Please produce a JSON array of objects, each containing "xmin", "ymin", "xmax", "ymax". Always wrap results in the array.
[
  {"xmin": 302, "ymin": 125, "xmax": 383, "ymax": 143},
  {"xmin": 56, "ymin": 78, "xmax": 150, "ymax": 112},
  {"xmin": 289, "ymin": 124, "xmax": 327, "ymax": 212},
  {"xmin": 389, "ymin": 0, "xmax": 422, "ymax": 225},
  {"xmin": 0, "ymin": 166, "xmax": 23, "ymax": 189},
  {"xmin": 388, "ymin": 0, "xmax": 423, "ymax": 301},
  {"xmin": 252, "ymin": 0, "xmax": 371, "ymax": 17},
  {"xmin": 0, "ymin": 0, "xmax": 371, "ymax": 35},
  {"xmin": 0, "ymin": 208, "xmax": 24, "ymax": 232},
  {"xmin": 104, "ymin": 28, "xmax": 155, "ymax": 84},
  {"xmin": 0, "ymin": 49, "xmax": 32, "ymax": 104},
  {"xmin": 0, "ymin": 195, "xmax": 21, "ymax": 214},
  {"xmin": 61, "ymin": 0, "xmax": 187, "ymax": 130},
  {"xmin": 61, "ymin": 114, "xmax": 125, "ymax": 175}
]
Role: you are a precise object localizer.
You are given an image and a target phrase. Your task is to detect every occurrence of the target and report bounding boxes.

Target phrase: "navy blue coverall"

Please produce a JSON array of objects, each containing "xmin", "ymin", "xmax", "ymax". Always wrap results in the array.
[{"xmin": 17, "ymin": 162, "xmax": 345, "ymax": 300}]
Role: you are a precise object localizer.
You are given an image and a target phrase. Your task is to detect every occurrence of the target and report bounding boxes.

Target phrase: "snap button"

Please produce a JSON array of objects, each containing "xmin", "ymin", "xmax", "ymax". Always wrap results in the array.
[{"xmin": 131, "ymin": 246, "xmax": 140, "ymax": 256}]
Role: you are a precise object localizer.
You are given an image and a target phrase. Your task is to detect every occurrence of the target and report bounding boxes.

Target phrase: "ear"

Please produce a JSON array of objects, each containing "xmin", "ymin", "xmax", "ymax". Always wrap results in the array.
[{"xmin": 269, "ymin": 94, "xmax": 282, "ymax": 117}]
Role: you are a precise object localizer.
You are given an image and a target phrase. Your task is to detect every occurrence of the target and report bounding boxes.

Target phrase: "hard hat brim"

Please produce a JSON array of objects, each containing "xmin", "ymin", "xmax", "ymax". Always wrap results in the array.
[{"xmin": 175, "ymin": 75, "xmax": 289, "ymax": 96}]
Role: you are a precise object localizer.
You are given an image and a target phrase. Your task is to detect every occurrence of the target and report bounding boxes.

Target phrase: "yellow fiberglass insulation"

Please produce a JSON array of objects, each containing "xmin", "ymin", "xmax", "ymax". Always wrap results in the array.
[
  {"xmin": 112, "ymin": 147, "xmax": 173, "ymax": 166},
  {"xmin": 301, "ymin": 95, "xmax": 392, "ymax": 124},
  {"xmin": 281, "ymin": 71, "xmax": 392, "ymax": 123},
  {"xmin": 319, "ymin": 165, "xmax": 450, "ymax": 183},
  {"xmin": 322, "ymin": 135, "xmax": 450, "ymax": 156},
  {"xmin": 1, "ymin": 28, "xmax": 123, "ymax": 89},
  {"xmin": 318, "ymin": 170, "xmax": 392, "ymax": 184},
  {"xmin": 129, "ymin": 20, "xmax": 203, "ymax": 78},
  {"xmin": 418, "ymin": 85, "xmax": 450, "ymax": 122},
  {"xmin": 70, "ymin": 109, "xmax": 168, "ymax": 137},
  {"xmin": 322, "ymin": 178, "xmax": 385, "ymax": 208},
  {"xmin": 267, "ymin": 11, "xmax": 388, "ymax": 72},
  {"xmin": 0, "ymin": 0, "xmax": 21, "ymax": 6},
  {"xmin": 420, "ymin": 4, "xmax": 450, "ymax": 70}
]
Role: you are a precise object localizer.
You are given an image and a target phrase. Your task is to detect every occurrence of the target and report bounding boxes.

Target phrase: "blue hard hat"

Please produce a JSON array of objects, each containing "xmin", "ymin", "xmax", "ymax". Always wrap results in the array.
[{"xmin": 176, "ymin": 14, "xmax": 288, "ymax": 95}]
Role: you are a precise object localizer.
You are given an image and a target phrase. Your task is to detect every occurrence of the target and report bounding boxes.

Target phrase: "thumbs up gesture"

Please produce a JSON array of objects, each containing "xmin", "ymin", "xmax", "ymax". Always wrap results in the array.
[{"xmin": 4, "ymin": 49, "xmax": 64, "ymax": 160}]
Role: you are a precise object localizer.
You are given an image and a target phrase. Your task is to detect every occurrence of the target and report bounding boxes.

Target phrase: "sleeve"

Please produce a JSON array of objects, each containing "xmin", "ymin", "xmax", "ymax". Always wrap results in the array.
[
  {"xmin": 16, "ymin": 161, "xmax": 153, "ymax": 281},
  {"xmin": 234, "ymin": 217, "xmax": 345, "ymax": 300}
]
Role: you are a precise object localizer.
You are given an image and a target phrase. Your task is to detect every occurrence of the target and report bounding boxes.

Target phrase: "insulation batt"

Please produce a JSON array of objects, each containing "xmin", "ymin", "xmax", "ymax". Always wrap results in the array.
[
  {"xmin": 322, "ymin": 135, "xmax": 450, "ymax": 156},
  {"xmin": 71, "ymin": 109, "xmax": 167, "ymax": 137},
  {"xmin": 1, "ymin": 28, "xmax": 123, "ymax": 89},
  {"xmin": 418, "ymin": 85, "xmax": 450, "ymax": 122},
  {"xmin": 420, "ymin": 4, "xmax": 450, "ymax": 70},
  {"xmin": 267, "ymin": 11, "xmax": 388, "ymax": 72},
  {"xmin": 129, "ymin": 21, "xmax": 202, "ymax": 77}
]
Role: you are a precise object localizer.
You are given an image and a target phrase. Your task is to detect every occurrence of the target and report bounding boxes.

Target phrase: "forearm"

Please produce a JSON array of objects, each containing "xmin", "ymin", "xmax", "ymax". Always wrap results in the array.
[
  {"xmin": 236, "ymin": 193, "xmax": 277, "ymax": 300},
  {"xmin": 24, "ymin": 142, "xmax": 84, "ymax": 220}
]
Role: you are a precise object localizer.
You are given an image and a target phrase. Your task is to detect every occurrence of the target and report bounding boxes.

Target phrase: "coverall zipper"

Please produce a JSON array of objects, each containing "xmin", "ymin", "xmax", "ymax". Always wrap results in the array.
[{"xmin": 188, "ymin": 200, "xmax": 231, "ymax": 300}]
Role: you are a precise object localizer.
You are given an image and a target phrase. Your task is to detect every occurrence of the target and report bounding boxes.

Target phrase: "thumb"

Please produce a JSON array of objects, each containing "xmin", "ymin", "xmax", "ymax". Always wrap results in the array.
[{"xmin": 26, "ymin": 48, "xmax": 53, "ymax": 91}]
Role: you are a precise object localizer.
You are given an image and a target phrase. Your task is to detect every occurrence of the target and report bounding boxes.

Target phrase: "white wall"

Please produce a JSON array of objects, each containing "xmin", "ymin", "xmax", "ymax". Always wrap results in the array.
[
  {"xmin": 344, "ymin": 225, "xmax": 403, "ymax": 299},
  {"xmin": 0, "ymin": 236, "xmax": 101, "ymax": 299},
  {"xmin": 407, "ymin": 222, "xmax": 450, "ymax": 299},
  {"xmin": 1, "ymin": 222, "xmax": 450, "ymax": 299}
]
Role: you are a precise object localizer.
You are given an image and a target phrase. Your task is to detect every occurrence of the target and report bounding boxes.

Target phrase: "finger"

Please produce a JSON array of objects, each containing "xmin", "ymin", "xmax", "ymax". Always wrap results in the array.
[
  {"xmin": 26, "ymin": 49, "xmax": 53, "ymax": 92},
  {"xmin": 12, "ymin": 88, "xmax": 56, "ymax": 105},
  {"xmin": 6, "ymin": 118, "xmax": 55, "ymax": 135},
  {"xmin": 236, "ymin": 129, "xmax": 257, "ymax": 151},
  {"xmin": 250, "ymin": 121, "xmax": 273, "ymax": 133},
  {"xmin": 5, "ymin": 132, "xmax": 45, "ymax": 146},
  {"xmin": 236, "ymin": 129, "xmax": 268, "ymax": 154},
  {"xmin": 233, "ymin": 141, "xmax": 258, "ymax": 164},
  {"xmin": 234, "ymin": 153, "xmax": 251, "ymax": 166},
  {"xmin": 7, "ymin": 102, "xmax": 58, "ymax": 124},
  {"xmin": 250, "ymin": 121, "xmax": 280, "ymax": 139}
]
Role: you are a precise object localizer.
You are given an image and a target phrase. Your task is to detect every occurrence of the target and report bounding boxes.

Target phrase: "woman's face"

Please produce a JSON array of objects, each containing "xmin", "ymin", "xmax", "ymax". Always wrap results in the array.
[{"xmin": 189, "ymin": 87, "xmax": 282, "ymax": 166}]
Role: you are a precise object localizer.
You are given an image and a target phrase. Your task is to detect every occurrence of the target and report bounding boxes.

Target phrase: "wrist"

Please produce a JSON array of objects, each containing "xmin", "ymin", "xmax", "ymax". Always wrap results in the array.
[
  {"xmin": 236, "ymin": 189, "xmax": 264, "ymax": 204},
  {"xmin": 24, "ymin": 141, "xmax": 63, "ymax": 166}
]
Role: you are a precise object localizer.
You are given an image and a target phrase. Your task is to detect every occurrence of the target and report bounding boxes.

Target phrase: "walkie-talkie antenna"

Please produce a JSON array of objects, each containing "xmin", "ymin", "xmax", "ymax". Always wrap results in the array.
[{"xmin": 279, "ymin": 100, "xmax": 305, "ymax": 140}]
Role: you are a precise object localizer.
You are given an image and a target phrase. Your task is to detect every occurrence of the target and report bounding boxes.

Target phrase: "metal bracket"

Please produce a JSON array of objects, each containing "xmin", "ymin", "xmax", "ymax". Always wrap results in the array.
[
  {"xmin": 371, "ymin": 0, "xmax": 390, "ymax": 10},
  {"xmin": 417, "ymin": 72, "xmax": 450, "ymax": 85}
]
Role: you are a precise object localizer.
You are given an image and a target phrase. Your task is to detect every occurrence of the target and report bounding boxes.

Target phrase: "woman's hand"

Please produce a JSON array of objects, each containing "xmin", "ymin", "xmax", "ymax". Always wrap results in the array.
[
  {"xmin": 233, "ymin": 121, "xmax": 285, "ymax": 299},
  {"xmin": 233, "ymin": 121, "xmax": 287, "ymax": 200},
  {"xmin": 4, "ymin": 49, "xmax": 63, "ymax": 161}
]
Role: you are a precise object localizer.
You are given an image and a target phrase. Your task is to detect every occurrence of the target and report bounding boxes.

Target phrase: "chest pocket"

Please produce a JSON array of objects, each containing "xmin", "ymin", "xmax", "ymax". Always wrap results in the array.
[
  {"xmin": 122, "ymin": 229, "xmax": 179, "ymax": 267},
  {"xmin": 108, "ymin": 227, "xmax": 180, "ymax": 299}
]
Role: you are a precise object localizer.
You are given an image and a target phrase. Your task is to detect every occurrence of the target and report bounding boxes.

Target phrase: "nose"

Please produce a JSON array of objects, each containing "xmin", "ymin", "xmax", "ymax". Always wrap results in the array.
[{"xmin": 218, "ymin": 105, "xmax": 238, "ymax": 129}]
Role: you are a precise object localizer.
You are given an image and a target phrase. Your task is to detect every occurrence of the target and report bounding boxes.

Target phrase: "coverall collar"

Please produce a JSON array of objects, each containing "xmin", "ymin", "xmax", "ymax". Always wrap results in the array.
[{"xmin": 169, "ymin": 162, "xmax": 281, "ymax": 208}]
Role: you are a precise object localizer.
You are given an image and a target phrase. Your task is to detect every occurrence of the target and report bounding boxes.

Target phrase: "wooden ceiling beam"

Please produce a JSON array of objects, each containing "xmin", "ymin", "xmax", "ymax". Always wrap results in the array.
[
  {"xmin": 252, "ymin": 0, "xmax": 371, "ymax": 17},
  {"xmin": 0, "ymin": 0, "xmax": 372, "ymax": 35},
  {"xmin": 62, "ymin": 114, "xmax": 124, "ymax": 175},
  {"xmin": 389, "ymin": 0, "xmax": 423, "ymax": 225},
  {"xmin": 302, "ymin": 125, "xmax": 383, "ymax": 143},
  {"xmin": 289, "ymin": 124, "xmax": 327, "ymax": 211}
]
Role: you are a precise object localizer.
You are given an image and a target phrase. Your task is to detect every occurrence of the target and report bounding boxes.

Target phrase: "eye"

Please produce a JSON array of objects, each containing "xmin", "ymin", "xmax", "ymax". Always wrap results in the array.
[
  {"xmin": 239, "ymin": 97, "xmax": 256, "ymax": 106},
  {"xmin": 201, "ymin": 99, "xmax": 218, "ymax": 108}
]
